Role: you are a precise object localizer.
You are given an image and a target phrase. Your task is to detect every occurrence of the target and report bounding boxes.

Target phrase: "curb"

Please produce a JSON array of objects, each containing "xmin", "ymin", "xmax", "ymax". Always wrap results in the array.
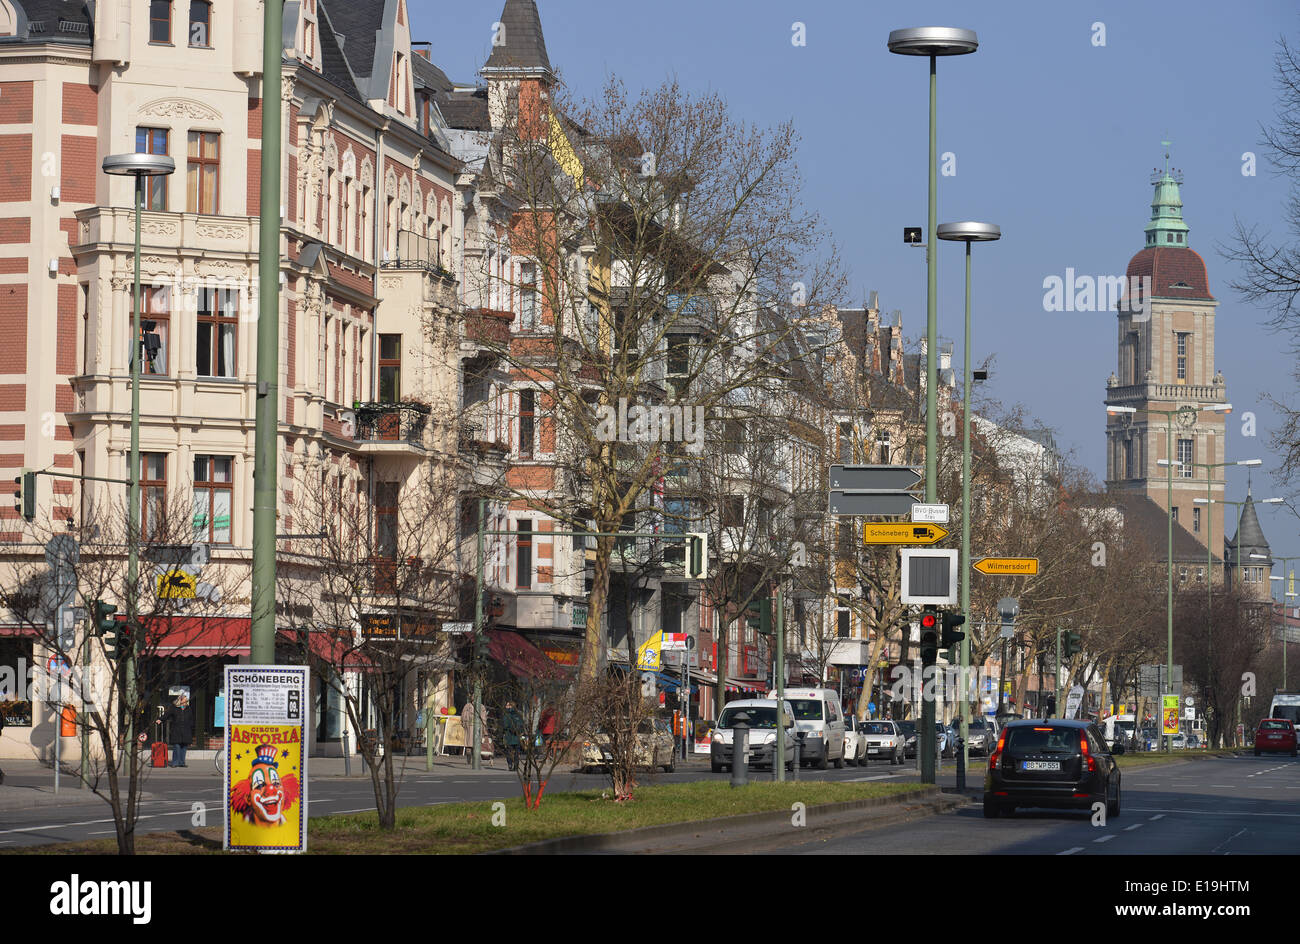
[
  {"xmin": 490, "ymin": 786, "xmax": 947, "ymax": 855},
  {"xmin": 0, "ymin": 788, "xmax": 156, "ymax": 811}
]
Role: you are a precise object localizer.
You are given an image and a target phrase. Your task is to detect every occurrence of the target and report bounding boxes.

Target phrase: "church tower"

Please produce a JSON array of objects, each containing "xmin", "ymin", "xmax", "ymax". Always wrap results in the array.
[{"xmin": 1104, "ymin": 149, "xmax": 1229, "ymax": 552}]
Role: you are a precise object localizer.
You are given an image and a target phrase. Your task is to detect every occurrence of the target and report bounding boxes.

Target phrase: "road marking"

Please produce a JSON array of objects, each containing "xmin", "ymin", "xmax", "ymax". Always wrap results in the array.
[
  {"xmin": 1148, "ymin": 814, "xmax": 1165, "ymax": 821},
  {"xmin": 1124, "ymin": 823, "xmax": 1143, "ymax": 831},
  {"xmin": 1058, "ymin": 847, "xmax": 1084, "ymax": 855},
  {"xmin": 1131, "ymin": 807, "xmax": 1300, "ymax": 817},
  {"xmin": 1211, "ymin": 828, "xmax": 1247, "ymax": 855},
  {"xmin": 1094, "ymin": 835, "xmax": 1116, "ymax": 843},
  {"xmin": 845, "ymin": 774, "xmax": 900, "ymax": 782},
  {"xmin": 88, "ymin": 829, "xmax": 116, "ymax": 835}
]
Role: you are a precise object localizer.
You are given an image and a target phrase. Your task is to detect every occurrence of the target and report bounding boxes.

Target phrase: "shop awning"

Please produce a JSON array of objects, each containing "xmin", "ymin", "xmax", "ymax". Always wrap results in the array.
[
  {"xmin": 654, "ymin": 672, "xmax": 698, "ymax": 694},
  {"xmin": 725, "ymin": 678, "xmax": 766, "ymax": 695},
  {"xmin": 488, "ymin": 629, "xmax": 569, "ymax": 681},
  {"xmin": 148, "ymin": 616, "xmax": 250, "ymax": 657},
  {"xmin": 277, "ymin": 628, "xmax": 374, "ymax": 669},
  {"xmin": 0, "ymin": 625, "xmax": 38, "ymax": 637}
]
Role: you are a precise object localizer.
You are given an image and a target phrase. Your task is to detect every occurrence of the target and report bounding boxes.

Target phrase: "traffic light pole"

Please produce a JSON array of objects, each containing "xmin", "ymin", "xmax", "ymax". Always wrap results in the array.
[
  {"xmin": 775, "ymin": 589, "xmax": 785, "ymax": 782},
  {"xmin": 471, "ymin": 499, "xmax": 485, "ymax": 771},
  {"xmin": 1054, "ymin": 627, "xmax": 1062, "ymax": 720}
]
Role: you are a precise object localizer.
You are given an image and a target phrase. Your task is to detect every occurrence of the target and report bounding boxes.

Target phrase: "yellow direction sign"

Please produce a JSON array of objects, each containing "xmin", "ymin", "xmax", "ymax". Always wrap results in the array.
[
  {"xmin": 973, "ymin": 557, "xmax": 1039, "ymax": 576},
  {"xmin": 862, "ymin": 523, "xmax": 949, "ymax": 545},
  {"xmin": 157, "ymin": 570, "xmax": 197, "ymax": 599}
]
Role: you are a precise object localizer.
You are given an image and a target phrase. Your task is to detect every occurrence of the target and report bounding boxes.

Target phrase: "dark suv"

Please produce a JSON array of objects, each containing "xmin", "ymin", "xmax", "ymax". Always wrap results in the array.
[{"xmin": 983, "ymin": 719, "xmax": 1122, "ymax": 819}]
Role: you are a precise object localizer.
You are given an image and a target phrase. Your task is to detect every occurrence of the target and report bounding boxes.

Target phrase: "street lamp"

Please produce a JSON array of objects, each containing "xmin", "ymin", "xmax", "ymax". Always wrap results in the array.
[
  {"xmin": 1106, "ymin": 401, "xmax": 1233, "ymax": 751},
  {"xmin": 889, "ymin": 24, "xmax": 977, "ymax": 787},
  {"xmin": 938, "ymin": 221, "xmax": 1000, "ymax": 784},
  {"xmin": 1260, "ymin": 553, "xmax": 1300, "ymax": 687},
  {"xmin": 102, "ymin": 151, "xmax": 174, "ymax": 751}
]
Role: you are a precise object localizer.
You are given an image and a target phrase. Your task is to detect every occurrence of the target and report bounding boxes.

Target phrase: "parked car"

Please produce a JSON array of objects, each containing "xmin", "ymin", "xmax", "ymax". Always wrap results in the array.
[
  {"xmin": 1254, "ymin": 718, "xmax": 1298, "ymax": 757},
  {"xmin": 858, "ymin": 720, "xmax": 905, "ymax": 764},
  {"xmin": 582, "ymin": 718, "xmax": 676, "ymax": 773},
  {"xmin": 984, "ymin": 719, "xmax": 1123, "ymax": 819},
  {"xmin": 1171, "ymin": 731, "xmax": 1187, "ymax": 749},
  {"xmin": 710, "ymin": 699, "xmax": 797, "ymax": 773},
  {"xmin": 897, "ymin": 720, "xmax": 918, "ymax": 758},
  {"xmin": 966, "ymin": 717, "xmax": 998, "ymax": 756},
  {"xmin": 937, "ymin": 722, "xmax": 958, "ymax": 758},
  {"xmin": 767, "ymin": 688, "xmax": 847, "ymax": 769},
  {"xmin": 842, "ymin": 715, "xmax": 865, "ymax": 765}
]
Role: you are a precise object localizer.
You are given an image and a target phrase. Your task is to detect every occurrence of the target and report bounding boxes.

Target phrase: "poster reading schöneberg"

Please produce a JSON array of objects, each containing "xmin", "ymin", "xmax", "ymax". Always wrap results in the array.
[{"xmin": 223, "ymin": 665, "xmax": 309, "ymax": 853}]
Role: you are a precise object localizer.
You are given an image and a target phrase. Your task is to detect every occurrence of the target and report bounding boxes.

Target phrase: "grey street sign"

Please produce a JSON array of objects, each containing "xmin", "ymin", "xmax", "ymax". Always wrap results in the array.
[
  {"xmin": 828, "ymin": 491, "xmax": 918, "ymax": 516},
  {"xmin": 829, "ymin": 465, "xmax": 923, "ymax": 492}
]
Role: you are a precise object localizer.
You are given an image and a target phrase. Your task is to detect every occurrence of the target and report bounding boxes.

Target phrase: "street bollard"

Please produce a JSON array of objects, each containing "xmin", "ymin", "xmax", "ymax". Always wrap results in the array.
[
  {"xmin": 792, "ymin": 735, "xmax": 801, "ymax": 781},
  {"xmin": 342, "ymin": 728, "xmax": 352, "ymax": 777},
  {"xmin": 730, "ymin": 713, "xmax": 750, "ymax": 788}
]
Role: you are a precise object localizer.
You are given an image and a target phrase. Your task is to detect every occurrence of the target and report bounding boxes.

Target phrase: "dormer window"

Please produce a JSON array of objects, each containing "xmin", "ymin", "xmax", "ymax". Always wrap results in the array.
[{"xmin": 395, "ymin": 54, "xmax": 409, "ymax": 114}]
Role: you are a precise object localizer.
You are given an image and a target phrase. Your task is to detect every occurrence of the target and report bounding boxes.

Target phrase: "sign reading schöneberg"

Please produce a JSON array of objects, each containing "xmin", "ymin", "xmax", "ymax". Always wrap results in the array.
[{"xmin": 224, "ymin": 665, "xmax": 308, "ymax": 854}]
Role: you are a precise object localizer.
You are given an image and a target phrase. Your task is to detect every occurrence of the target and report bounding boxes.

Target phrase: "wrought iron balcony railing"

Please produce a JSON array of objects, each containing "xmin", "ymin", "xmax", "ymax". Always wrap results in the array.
[{"xmin": 354, "ymin": 401, "xmax": 430, "ymax": 444}]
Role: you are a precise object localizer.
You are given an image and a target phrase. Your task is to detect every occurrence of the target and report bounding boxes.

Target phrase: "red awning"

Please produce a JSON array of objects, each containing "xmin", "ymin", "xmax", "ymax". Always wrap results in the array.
[
  {"xmin": 0, "ymin": 625, "xmax": 38, "ymax": 637},
  {"xmin": 277, "ymin": 628, "xmax": 374, "ymax": 669},
  {"xmin": 487, "ymin": 630, "xmax": 569, "ymax": 681},
  {"xmin": 148, "ymin": 616, "xmax": 250, "ymax": 657}
]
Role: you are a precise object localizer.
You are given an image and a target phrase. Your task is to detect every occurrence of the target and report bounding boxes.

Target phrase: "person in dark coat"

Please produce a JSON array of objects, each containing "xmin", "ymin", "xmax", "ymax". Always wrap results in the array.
[
  {"xmin": 502, "ymin": 702, "xmax": 524, "ymax": 771},
  {"xmin": 160, "ymin": 694, "xmax": 195, "ymax": 767}
]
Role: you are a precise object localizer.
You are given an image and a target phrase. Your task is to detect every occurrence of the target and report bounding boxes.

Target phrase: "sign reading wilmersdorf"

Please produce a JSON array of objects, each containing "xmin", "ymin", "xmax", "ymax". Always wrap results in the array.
[{"xmin": 224, "ymin": 665, "xmax": 308, "ymax": 854}]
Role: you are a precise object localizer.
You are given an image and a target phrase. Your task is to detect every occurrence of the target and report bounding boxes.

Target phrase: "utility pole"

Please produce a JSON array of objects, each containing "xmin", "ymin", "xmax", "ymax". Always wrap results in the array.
[
  {"xmin": 250, "ymin": 0, "xmax": 284, "ymax": 665},
  {"xmin": 775, "ymin": 588, "xmax": 785, "ymax": 782},
  {"xmin": 471, "ymin": 498, "xmax": 485, "ymax": 771},
  {"xmin": 1054, "ymin": 626, "xmax": 1062, "ymax": 720}
]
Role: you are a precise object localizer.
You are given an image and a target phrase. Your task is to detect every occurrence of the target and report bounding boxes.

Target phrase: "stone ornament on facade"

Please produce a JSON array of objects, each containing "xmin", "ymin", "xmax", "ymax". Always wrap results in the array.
[
  {"xmin": 195, "ymin": 223, "xmax": 249, "ymax": 240},
  {"xmin": 281, "ymin": 74, "xmax": 297, "ymax": 103},
  {"xmin": 137, "ymin": 97, "xmax": 221, "ymax": 122},
  {"xmin": 140, "ymin": 220, "xmax": 178, "ymax": 236}
]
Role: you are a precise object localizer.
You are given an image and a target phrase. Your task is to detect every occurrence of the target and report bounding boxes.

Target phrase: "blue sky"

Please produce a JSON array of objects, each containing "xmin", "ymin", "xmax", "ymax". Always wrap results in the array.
[{"xmin": 413, "ymin": 0, "xmax": 1300, "ymax": 575}]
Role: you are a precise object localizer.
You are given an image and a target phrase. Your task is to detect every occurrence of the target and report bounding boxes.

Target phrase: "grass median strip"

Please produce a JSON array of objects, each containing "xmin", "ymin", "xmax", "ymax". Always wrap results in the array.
[
  {"xmin": 10, "ymin": 779, "xmax": 930, "ymax": 855},
  {"xmin": 1115, "ymin": 748, "xmax": 1234, "ymax": 768}
]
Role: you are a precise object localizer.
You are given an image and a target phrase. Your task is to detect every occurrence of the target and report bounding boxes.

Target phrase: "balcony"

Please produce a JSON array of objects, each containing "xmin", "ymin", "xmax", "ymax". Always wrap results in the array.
[
  {"xmin": 381, "ymin": 229, "xmax": 455, "ymax": 280},
  {"xmin": 354, "ymin": 401, "xmax": 429, "ymax": 448},
  {"xmin": 464, "ymin": 308, "xmax": 512, "ymax": 347},
  {"xmin": 458, "ymin": 420, "xmax": 508, "ymax": 456}
]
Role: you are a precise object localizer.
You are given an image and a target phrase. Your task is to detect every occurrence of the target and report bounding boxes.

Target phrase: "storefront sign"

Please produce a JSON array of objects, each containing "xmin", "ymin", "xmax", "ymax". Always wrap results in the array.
[{"xmin": 224, "ymin": 665, "xmax": 308, "ymax": 854}]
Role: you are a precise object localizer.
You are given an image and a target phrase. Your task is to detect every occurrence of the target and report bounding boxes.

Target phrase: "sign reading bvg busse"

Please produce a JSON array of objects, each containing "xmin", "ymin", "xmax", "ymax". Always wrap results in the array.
[{"xmin": 224, "ymin": 665, "xmax": 308, "ymax": 853}]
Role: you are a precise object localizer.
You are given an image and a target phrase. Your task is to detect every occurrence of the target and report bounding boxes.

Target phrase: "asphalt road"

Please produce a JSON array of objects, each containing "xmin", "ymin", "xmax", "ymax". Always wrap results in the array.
[
  {"xmin": 764, "ymin": 755, "xmax": 1300, "ymax": 855},
  {"xmin": 0, "ymin": 751, "xmax": 924, "ymax": 848},
  {"xmin": 5, "ymin": 752, "xmax": 1289, "ymax": 853}
]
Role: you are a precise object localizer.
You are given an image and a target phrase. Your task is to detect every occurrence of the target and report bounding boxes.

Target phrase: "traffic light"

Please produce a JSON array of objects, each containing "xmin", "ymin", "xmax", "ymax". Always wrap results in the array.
[
  {"xmin": 1063, "ymin": 630, "xmax": 1082, "ymax": 658},
  {"xmin": 685, "ymin": 532, "xmax": 708, "ymax": 579},
  {"xmin": 473, "ymin": 630, "xmax": 490, "ymax": 663},
  {"xmin": 941, "ymin": 610, "xmax": 965, "ymax": 649},
  {"xmin": 745, "ymin": 598, "xmax": 772, "ymax": 634},
  {"xmin": 93, "ymin": 600, "xmax": 127, "ymax": 661},
  {"xmin": 919, "ymin": 606, "xmax": 939, "ymax": 664},
  {"xmin": 12, "ymin": 468, "xmax": 34, "ymax": 521}
]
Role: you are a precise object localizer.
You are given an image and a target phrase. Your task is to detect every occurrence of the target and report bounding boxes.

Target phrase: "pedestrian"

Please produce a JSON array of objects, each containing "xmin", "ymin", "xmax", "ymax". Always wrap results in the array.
[
  {"xmin": 159, "ymin": 694, "xmax": 194, "ymax": 767},
  {"xmin": 502, "ymin": 701, "xmax": 524, "ymax": 771}
]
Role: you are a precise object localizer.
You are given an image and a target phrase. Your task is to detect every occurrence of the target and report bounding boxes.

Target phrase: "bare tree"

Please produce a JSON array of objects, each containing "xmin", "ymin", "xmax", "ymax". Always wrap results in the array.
[{"xmin": 277, "ymin": 457, "xmax": 463, "ymax": 830}]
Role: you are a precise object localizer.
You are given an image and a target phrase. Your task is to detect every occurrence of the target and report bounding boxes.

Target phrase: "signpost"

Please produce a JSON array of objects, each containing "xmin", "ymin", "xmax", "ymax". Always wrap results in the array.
[
  {"xmin": 156, "ymin": 570, "xmax": 197, "ymax": 599},
  {"xmin": 911, "ymin": 503, "xmax": 950, "ymax": 524},
  {"xmin": 862, "ymin": 523, "xmax": 949, "ymax": 545},
  {"xmin": 973, "ymin": 557, "xmax": 1039, "ymax": 576},
  {"xmin": 828, "ymin": 465, "xmax": 923, "ymax": 518},
  {"xmin": 224, "ymin": 664, "xmax": 308, "ymax": 853},
  {"xmin": 830, "ymin": 491, "xmax": 918, "ymax": 516}
]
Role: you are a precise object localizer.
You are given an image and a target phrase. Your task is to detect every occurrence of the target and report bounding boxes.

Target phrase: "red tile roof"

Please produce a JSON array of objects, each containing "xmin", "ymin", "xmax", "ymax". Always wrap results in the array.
[{"xmin": 1125, "ymin": 247, "xmax": 1214, "ymax": 301}]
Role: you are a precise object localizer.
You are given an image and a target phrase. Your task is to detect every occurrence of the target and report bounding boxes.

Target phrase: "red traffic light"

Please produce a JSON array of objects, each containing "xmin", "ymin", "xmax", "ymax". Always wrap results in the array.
[{"xmin": 920, "ymin": 613, "xmax": 937, "ymax": 628}]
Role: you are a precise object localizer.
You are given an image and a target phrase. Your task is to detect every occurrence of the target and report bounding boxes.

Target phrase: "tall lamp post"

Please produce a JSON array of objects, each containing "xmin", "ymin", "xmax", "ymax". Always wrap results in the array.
[
  {"xmin": 101, "ymin": 152, "xmax": 175, "ymax": 751},
  {"xmin": 937, "ymin": 221, "xmax": 999, "ymax": 781},
  {"xmin": 888, "ymin": 25, "xmax": 977, "ymax": 786},
  {"xmin": 1106, "ymin": 401, "xmax": 1232, "ymax": 751},
  {"xmin": 1261, "ymin": 555, "xmax": 1300, "ymax": 687},
  {"xmin": 1179, "ymin": 457, "xmax": 1259, "ymax": 744},
  {"xmin": 1192, "ymin": 494, "xmax": 1282, "ymax": 742}
]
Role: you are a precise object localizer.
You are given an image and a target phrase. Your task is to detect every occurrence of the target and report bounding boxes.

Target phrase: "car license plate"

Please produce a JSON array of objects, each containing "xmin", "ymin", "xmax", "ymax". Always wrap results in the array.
[
  {"xmin": 1022, "ymin": 760, "xmax": 1060, "ymax": 771},
  {"xmin": 1269, "ymin": 734, "xmax": 1281, "ymax": 739}
]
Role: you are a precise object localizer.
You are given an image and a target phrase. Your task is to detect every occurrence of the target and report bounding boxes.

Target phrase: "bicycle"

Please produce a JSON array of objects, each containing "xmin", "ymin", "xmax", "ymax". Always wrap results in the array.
[{"xmin": 214, "ymin": 746, "xmax": 226, "ymax": 775}]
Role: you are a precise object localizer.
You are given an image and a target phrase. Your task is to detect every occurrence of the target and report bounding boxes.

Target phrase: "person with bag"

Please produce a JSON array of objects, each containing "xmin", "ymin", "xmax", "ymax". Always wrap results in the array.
[
  {"xmin": 502, "ymin": 701, "xmax": 524, "ymax": 771},
  {"xmin": 159, "ymin": 694, "xmax": 195, "ymax": 767}
]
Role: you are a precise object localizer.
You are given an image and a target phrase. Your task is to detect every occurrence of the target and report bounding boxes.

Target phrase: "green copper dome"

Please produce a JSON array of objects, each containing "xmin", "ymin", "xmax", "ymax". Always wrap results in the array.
[{"xmin": 1143, "ymin": 146, "xmax": 1189, "ymax": 249}]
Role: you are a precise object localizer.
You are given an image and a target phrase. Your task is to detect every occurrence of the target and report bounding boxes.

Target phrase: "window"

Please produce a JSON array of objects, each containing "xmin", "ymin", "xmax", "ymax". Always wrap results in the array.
[
  {"xmin": 1196, "ymin": 567, "xmax": 1205, "ymax": 584},
  {"xmin": 1123, "ymin": 439, "xmax": 1134, "ymax": 479},
  {"xmin": 141, "ymin": 453, "xmax": 167, "ymax": 541},
  {"xmin": 196, "ymin": 287, "xmax": 237, "ymax": 377},
  {"xmin": 378, "ymin": 334, "xmax": 400, "ymax": 403},
  {"xmin": 135, "ymin": 128, "xmax": 169, "ymax": 210},
  {"xmin": 375, "ymin": 483, "xmax": 398, "ymax": 559},
  {"xmin": 395, "ymin": 53, "xmax": 408, "ymax": 114},
  {"xmin": 516, "ymin": 519, "xmax": 532, "ymax": 589},
  {"xmin": 303, "ymin": 17, "xmax": 314, "ymax": 60},
  {"xmin": 1177, "ymin": 438, "xmax": 1193, "ymax": 478},
  {"xmin": 519, "ymin": 262, "xmax": 537, "ymax": 330},
  {"xmin": 1193, "ymin": 506, "xmax": 1201, "ymax": 534},
  {"xmin": 1179, "ymin": 566, "xmax": 1188, "ymax": 584},
  {"xmin": 838, "ymin": 422, "xmax": 853, "ymax": 463},
  {"xmin": 142, "ymin": 285, "xmax": 170, "ymax": 375},
  {"xmin": 192, "ymin": 455, "xmax": 232, "ymax": 543},
  {"xmin": 150, "ymin": 0, "xmax": 172, "ymax": 43},
  {"xmin": 1171, "ymin": 505, "xmax": 1179, "ymax": 523},
  {"xmin": 518, "ymin": 389, "xmax": 535, "ymax": 459},
  {"xmin": 837, "ymin": 602, "xmax": 850, "ymax": 639},
  {"xmin": 187, "ymin": 131, "xmax": 219, "ymax": 214},
  {"xmin": 721, "ymin": 495, "xmax": 743, "ymax": 529},
  {"xmin": 188, "ymin": 1, "xmax": 210, "ymax": 46},
  {"xmin": 1176, "ymin": 333, "xmax": 1188, "ymax": 382},
  {"xmin": 876, "ymin": 429, "xmax": 891, "ymax": 464}
]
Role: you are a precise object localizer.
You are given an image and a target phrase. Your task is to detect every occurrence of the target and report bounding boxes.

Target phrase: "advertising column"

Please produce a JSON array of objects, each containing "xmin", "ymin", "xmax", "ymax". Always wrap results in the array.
[{"xmin": 224, "ymin": 665, "xmax": 309, "ymax": 853}]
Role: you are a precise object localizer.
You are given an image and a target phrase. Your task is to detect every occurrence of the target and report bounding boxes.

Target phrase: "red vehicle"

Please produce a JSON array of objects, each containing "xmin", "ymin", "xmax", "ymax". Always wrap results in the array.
[{"xmin": 1254, "ymin": 718, "xmax": 1298, "ymax": 757}]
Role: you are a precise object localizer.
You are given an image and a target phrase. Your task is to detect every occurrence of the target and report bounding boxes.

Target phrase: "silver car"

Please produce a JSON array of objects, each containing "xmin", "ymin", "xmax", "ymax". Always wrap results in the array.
[
  {"xmin": 966, "ymin": 717, "xmax": 998, "ymax": 756},
  {"xmin": 857, "ymin": 720, "xmax": 905, "ymax": 765}
]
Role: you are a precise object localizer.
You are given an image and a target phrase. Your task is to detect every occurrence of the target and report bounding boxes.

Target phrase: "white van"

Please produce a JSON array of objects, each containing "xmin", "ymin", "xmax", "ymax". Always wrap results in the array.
[
  {"xmin": 1099, "ymin": 714, "xmax": 1136, "ymax": 749},
  {"xmin": 1268, "ymin": 692, "xmax": 1300, "ymax": 727},
  {"xmin": 766, "ymin": 688, "xmax": 846, "ymax": 769}
]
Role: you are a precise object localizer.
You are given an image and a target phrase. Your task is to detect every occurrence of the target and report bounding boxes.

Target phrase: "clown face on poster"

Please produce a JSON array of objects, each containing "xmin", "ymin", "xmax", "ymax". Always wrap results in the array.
[{"xmin": 224, "ymin": 665, "xmax": 309, "ymax": 853}]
